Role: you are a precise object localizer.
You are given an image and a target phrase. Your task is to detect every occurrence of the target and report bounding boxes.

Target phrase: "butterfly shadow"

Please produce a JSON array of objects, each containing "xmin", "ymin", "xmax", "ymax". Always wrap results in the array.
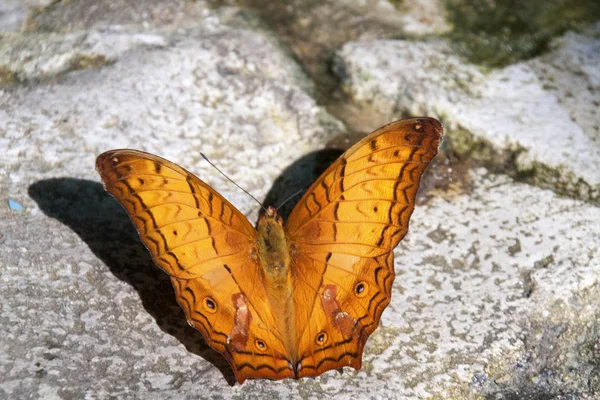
[{"xmin": 28, "ymin": 178, "xmax": 237, "ymax": 386}]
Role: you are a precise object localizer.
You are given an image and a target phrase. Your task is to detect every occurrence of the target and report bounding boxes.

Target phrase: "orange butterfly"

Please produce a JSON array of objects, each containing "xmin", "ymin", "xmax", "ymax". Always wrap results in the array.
[{"xmin": 96, "ymin": 117, "xmax": 442, "ymax": 383}]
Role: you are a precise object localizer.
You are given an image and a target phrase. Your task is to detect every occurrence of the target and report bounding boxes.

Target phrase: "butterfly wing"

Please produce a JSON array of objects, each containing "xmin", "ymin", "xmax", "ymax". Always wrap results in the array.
[
  {"xmin": 96, "ymin": 150, "xmax": 294, "ymax": 383},
  {"xmin": 285, "ymin": 117, "xmax": 442, "ymax": 377}
]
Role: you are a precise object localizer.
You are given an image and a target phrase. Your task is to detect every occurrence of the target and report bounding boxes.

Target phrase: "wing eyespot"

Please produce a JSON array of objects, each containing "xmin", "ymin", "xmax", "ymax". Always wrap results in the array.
[
  {"xmin": 315, "ymin": 332, "xmax": 328, "ymax": 345},
  {"xmin": 254, "ymin": 339, "xmax": 268, "ymax": 352},
  {"xmin": 354, "ymin": 281, "xmax": 368, "ymax": 298},
  {"xmin": 203, "ymin": 297, "xmax": 218, "ymax": 313}
]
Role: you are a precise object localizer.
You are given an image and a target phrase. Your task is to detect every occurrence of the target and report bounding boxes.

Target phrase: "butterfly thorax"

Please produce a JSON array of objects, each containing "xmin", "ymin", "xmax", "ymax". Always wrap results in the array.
[
  {"xmin": 256, "ymin": 206, "xmax": 297, "ymax": 361},
  {"xmin": 257, "ymin": 207, "xmax": 291, "ymax": 276}
]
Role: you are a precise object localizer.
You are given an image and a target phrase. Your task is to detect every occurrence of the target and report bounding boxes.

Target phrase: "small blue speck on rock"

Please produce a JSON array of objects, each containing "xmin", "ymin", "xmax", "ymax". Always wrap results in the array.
[{"xmin": 8, "ymin": 200, "xmax": 23, "ymax": 211}]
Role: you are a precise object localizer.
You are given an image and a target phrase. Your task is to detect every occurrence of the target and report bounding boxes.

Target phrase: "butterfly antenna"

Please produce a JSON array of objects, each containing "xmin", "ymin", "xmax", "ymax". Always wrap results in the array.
[
  {"xmin": 200, "ymin": 153, "xmax": 267, "ymax": 213},
  {"xmin": 275, "ymin": 189, "xmax": 305, "ymax": 212}
]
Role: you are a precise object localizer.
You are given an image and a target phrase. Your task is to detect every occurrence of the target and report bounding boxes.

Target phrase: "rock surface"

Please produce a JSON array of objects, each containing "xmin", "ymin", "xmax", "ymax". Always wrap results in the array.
[
  {"xmin": 1, "ymin": 1, "xmax": 599, "ymax": 399},
  {"xmin": 0, "ymin": 0, "xmax": 52, "ymax": 32},
  {"xmin": 334, "ymin": 22, "xmax": 600, "ymax": 203}
]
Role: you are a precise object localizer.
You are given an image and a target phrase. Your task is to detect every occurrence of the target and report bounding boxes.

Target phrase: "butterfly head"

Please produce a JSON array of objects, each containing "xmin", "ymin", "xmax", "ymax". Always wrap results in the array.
[{"xmin": 264, "ymin": 206, "xmax": 284, "ymax": 225}]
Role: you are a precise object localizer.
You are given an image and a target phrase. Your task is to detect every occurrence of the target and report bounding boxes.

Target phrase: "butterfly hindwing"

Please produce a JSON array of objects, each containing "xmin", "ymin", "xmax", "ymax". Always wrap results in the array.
[{"xmin": 289, "ymin": 250, "xmax": 395, "ymax": 377}]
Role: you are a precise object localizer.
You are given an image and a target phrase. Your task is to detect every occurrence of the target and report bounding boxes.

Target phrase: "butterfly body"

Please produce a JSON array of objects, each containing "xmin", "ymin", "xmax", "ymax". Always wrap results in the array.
[
  {"xmin": 96, "ymin": 117, "xmax": 442, "ymax": 383},
  {"xmin": 255, "ymin": 207, "xmax": 298, "ymax": 365}
]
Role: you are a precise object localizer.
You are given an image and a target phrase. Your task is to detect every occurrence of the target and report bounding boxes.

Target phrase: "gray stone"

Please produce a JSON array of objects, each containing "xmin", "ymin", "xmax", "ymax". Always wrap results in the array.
[
  {"xmin": 3, "ymin": 167, "xmax": 599, "ymax": 398},
  {"xmin": 334, "ymin": 23, "xmax": 600, "ymax": 203},
  {"xmin": 22, "ymin": 0, "xmax": 214, "ymax": 32},
  {"xmin": 0, "ymin": 30, "xmax": 168, "ymax": 85},
  {"xmin": 0, "ymin": 0, "xmax": 53, "ymax": 32},
  {"xmin": 1, "ymin": 0, "xmax": 599, "ymax": 398},
  {"xmin": 0, "ymin": 11, "xmax": 341, "ymax": 220}
]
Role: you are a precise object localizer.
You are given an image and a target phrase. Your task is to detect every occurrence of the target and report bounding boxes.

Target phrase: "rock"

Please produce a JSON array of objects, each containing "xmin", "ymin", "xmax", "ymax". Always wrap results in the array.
[
  {"xmin": 23, "ymin": 0, "xmax": 212, "ymax": 32},
  {"xmin": 4, "ymin": 167, "xmax": 599, "ymax": 398},
  {"xmin": 0, "ymin": 3, "xmax": 344, "ymax": 397},
  {"xmin": 0, "ymin": 0, "xmax": 53, "ymax": 32},
  {"xmin": 0, "ymin": 11, "xmax": 342, "ymax": 220},
  {"xmin": 393, "ymin": 0, "xmax": 450, "ymax": 36},
  {"xmin": 1, "ymin": 0, "xmax": 599, "ymax": 398},
  {"xmin": 391, "ymin": 169, "xmax": 600, "ymax": 398},
  {"xmin": 231, "ymin": 0, "xmax": 449, "ymax": 95},
  {"xmin": 0, "ymin": 30, "xmax": 168, "ymax": 85},
  {"xmin": 529, "ymin": 27, "xmax": 600, "ymax": 146},
  {"xmin": 334, "ymin": 23, "xmax": 600, "ymax": 203}
]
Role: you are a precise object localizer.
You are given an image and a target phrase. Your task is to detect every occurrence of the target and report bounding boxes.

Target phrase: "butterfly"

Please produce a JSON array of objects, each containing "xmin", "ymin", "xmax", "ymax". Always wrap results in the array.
[{"xmin": 96, "ymin": 117, "xmax": 442, "ymax": 383}]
